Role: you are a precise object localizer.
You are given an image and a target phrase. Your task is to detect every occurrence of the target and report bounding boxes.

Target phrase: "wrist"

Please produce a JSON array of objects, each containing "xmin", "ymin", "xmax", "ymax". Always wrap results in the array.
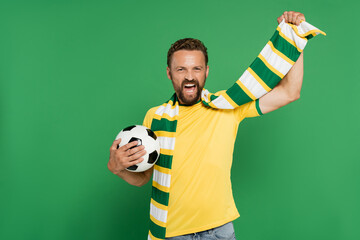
[{"xmin": 113, "ymin": 168, "xmax": 126, "ymax": 176}]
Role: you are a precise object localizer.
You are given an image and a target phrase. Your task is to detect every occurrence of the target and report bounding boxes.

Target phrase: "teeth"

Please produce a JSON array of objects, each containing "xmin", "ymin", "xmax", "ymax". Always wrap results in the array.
[{"xmin": 185, "ymin": 84, "xmax": 195, "ymax": 87}]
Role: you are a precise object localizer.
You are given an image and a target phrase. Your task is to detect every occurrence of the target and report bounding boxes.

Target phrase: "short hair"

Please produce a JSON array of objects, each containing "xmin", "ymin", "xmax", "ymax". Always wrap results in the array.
[{"xmin": 167, "ymin": 38, "xmax": 208, "ymax": 67}]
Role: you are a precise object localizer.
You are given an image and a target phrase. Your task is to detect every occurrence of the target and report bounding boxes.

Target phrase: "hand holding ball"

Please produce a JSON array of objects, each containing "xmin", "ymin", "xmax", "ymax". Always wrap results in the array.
[{"xmin": 115, "ymin": 125, "xmax": 160, "ymax": 172}]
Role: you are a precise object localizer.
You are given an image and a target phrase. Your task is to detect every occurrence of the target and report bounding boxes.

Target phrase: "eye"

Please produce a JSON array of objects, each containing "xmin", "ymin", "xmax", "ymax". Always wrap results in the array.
[
  {"xmin": 177, "ymin": 68, "xmax": 183, "ymax": 71},
  {"xmin": 194, "ymin": 67, "xmax": 202, "ymax": 71}
]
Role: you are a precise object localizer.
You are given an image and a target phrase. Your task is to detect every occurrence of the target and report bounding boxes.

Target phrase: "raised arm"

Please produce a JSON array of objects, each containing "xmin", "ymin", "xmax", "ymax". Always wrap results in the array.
[
  {"xmin": 258, "ymin": 51, "xmax": 303, "ymax": 114},
  {"xmin": 200, "ymin": 11, "xmax": 324, "ymax": 112},
  {"xmin": 257, "ymin": 11, "xmax": 306, "ymax": 114}
]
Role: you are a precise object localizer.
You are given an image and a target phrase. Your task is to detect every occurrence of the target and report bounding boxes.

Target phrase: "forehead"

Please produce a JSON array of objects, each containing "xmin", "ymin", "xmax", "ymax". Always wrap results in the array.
[{"xmin": 171, "ymin": 50, "xmax": 206, "ymax": 67}]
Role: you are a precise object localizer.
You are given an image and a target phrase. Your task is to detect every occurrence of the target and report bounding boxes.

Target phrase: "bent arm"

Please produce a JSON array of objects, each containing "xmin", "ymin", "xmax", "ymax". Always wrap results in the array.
[
  {"xmin": 112, "ymin": 167, "xmax": 153, "ymax": 187},
  {"xmin": 258, "ymin": 51, "xmax": 304, "ymax": 114}
]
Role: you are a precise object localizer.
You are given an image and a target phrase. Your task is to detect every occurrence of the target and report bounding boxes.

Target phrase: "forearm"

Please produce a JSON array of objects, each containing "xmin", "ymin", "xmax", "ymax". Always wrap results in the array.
[
  {"xmin": 115, "ymin": 170, "xmax": 149, "ymax": 187},
  {"xmin": 112, "ymin": 165, "xmax": 154, "ymax": 187},
  {"xmin": 277, "ymin": 51, "xmax": 304, "ymax": 100},
  {"xmin": 258, "ymin": 52, "xmax": 304, "ymax": 114}
]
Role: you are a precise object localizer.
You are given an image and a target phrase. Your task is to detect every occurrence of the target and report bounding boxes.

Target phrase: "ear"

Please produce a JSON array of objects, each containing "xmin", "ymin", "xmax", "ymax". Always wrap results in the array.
[
  {"xmin": 205, "ymin": 65, "xmax": 209, "ymax": 78},
  {"xmin": 166, "ymin": 66, "xmax": 172, "ymax": 80}
]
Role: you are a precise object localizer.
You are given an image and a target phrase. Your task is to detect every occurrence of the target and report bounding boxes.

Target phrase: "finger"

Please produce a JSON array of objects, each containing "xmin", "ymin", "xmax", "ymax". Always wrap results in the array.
[
  {"xmin": 283, "ymin": 11, "xmax": 289, "ymax": 23},
  {"xmin": 119, "ymin": 140, "xmax": 139, "ymax": 151},
  {"xmin": 295, "ymin": 14, "xmax": 305, "ymax": 26},
  {"xmin": 288, "ymin": 11, "xmax": 296, "ymax": 24},
  {"xmin": 127, "ymin": 150, "xmax": 147, "ymax": 161},
  {"xmin": 127, "ymin": 145, "xmax": 145, "ymax": 156},
  {"xmin": 277, "ymin": 15, "xmax": 284, "ymax": 24},
  {"xmin": 110, "ymin": 138, "xmax": 122, "ymax": 151},
  {"xmin": 125, "ymin": 158, "xmax": 144, "ymax": 168},
  {"xmin": 299, "ymin": 14, "xmax": 306, "ymax": 24}
]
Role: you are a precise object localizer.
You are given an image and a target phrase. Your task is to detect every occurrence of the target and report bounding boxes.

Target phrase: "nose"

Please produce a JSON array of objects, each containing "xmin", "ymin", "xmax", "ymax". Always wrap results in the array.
[{"xmin": 185, "ymin": 70, "xmax": 194, "ymax": 81}]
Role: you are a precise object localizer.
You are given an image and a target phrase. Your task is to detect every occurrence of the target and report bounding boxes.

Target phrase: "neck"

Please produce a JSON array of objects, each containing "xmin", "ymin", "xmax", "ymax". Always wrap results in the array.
[{"xmin": 178, "ymin": 96, "xmax": 201, "ymax": 106}]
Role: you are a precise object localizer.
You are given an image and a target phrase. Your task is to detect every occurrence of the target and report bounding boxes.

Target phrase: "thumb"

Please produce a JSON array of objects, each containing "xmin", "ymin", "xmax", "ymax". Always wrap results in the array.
[{"xmin": 111, "ymin": 137, "xmax": 122, "ymax": 150}]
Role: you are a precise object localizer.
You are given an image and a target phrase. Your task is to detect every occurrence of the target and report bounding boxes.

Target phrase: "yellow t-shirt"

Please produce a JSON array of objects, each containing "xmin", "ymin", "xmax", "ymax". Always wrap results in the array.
[{"xmin": 143, "ymin": 100, "xmax": 261, "ymax": 237}]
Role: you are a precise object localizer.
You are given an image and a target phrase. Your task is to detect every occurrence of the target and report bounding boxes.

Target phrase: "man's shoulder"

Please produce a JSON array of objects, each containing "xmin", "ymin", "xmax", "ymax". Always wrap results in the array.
[
  {"xmin": 145, "ymin": 105, "xmax": 162, "ymax": 117},
  {"xmin": 143, "ymin": 105, "xmax": 162, "ymax": 128},
  {"xmin": 143, "ymin": 104, "xmax": 163, "ymax": 121}
]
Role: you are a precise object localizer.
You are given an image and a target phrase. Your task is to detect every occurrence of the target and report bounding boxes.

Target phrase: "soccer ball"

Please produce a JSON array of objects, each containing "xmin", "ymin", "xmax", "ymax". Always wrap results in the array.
[{"xmin": 115, "ymin": 125, "xmax": 160, "ymax": 172}]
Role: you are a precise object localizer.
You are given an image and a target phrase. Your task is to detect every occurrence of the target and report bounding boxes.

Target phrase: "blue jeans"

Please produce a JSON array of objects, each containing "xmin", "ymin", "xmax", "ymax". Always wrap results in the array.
[{"xmin": 165, "ymin": 222, "xmax": 236, "ymax": 240}]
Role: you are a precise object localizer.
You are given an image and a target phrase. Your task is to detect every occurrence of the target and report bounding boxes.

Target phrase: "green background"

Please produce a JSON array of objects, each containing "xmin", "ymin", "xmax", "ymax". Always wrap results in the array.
[{"xmin": 1, "ymin": 0, "xmax": 359, "ymax": 239}]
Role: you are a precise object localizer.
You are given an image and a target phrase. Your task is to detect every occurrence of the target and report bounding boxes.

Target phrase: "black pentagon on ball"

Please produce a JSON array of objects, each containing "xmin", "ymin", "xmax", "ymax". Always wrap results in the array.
[
  {"xmin": 123, "ymin": 125, "xmax": 136, "ymax": 131},
  {"xmin": 146, "ymin": 128, "xmax": 157, "ymax": 140},
  {"xmin": 148, "ymin": 150, "xmax": 159, "ymax": 164},
  {"xmin": 128, "ymin": 137, "xmax": 142, "ymax": 149},
  {"xmin": 127, "ymin": 165, "xmax": 138, "ymax": 171}
]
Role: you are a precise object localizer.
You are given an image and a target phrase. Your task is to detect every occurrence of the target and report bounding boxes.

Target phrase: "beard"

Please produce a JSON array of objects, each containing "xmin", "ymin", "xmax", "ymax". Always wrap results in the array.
[{"xmin": 171, "ymin": 76, "xmax": 206, "ymax": 106}]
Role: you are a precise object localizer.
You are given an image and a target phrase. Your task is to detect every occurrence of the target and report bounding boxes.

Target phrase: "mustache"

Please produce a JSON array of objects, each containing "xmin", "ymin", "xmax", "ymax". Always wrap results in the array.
[{"xmin": 181, "ymin": 79, "xmax": 200, "ymax": 88}]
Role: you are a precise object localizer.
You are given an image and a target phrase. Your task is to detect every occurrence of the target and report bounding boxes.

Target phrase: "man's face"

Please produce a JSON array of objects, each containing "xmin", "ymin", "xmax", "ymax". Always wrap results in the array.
[{"xmin": 167, "ymin": 50, "xmax": 209, "ymax": 105}]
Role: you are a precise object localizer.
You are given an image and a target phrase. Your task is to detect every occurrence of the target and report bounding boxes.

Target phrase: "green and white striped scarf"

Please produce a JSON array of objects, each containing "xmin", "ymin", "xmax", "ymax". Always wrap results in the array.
[{"xmin": 147, "ymin": 19, "xmax": 326, "ymax": 240}]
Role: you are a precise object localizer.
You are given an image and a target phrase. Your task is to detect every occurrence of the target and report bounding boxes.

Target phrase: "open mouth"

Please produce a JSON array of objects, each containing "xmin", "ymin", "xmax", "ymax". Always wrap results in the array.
[{"xmin": 183, "ymin": 84, "xmax": 196, "ymax": 93}]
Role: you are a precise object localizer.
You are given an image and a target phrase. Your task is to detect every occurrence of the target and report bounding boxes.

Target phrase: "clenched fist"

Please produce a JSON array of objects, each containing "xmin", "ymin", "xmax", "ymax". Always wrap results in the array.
[{"xmin": 277, "ymin": 11, "xmax": 306, "ymax": 26}]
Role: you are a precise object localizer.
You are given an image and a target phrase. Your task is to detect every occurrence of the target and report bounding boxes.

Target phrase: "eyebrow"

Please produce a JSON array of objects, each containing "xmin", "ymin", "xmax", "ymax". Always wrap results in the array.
[{"xmin": 175, "ymin": 66, "xmax": 204, "ymax": 69}]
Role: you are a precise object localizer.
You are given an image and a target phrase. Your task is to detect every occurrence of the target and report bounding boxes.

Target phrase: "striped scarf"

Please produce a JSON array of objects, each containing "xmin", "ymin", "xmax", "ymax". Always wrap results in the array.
[{"xmin": 147, "ymin": 19, "xmax": 326, "ymax": 240}]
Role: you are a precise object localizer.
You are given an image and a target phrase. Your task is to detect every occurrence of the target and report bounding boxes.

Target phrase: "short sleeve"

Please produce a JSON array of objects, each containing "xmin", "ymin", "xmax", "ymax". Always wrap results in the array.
[
  {"xmin": 142, "ymin": 106, "xmax": 159, "ymax": 128},
  {"xmin": 234, "ymin": 99, "xmax": 263, "ymax": 123}
]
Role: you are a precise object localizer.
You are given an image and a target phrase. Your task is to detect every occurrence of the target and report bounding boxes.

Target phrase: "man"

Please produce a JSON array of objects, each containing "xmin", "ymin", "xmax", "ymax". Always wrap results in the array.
[{"xmin": 109, "ymin": 11, "xmax": 306, "ymax": 240}]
